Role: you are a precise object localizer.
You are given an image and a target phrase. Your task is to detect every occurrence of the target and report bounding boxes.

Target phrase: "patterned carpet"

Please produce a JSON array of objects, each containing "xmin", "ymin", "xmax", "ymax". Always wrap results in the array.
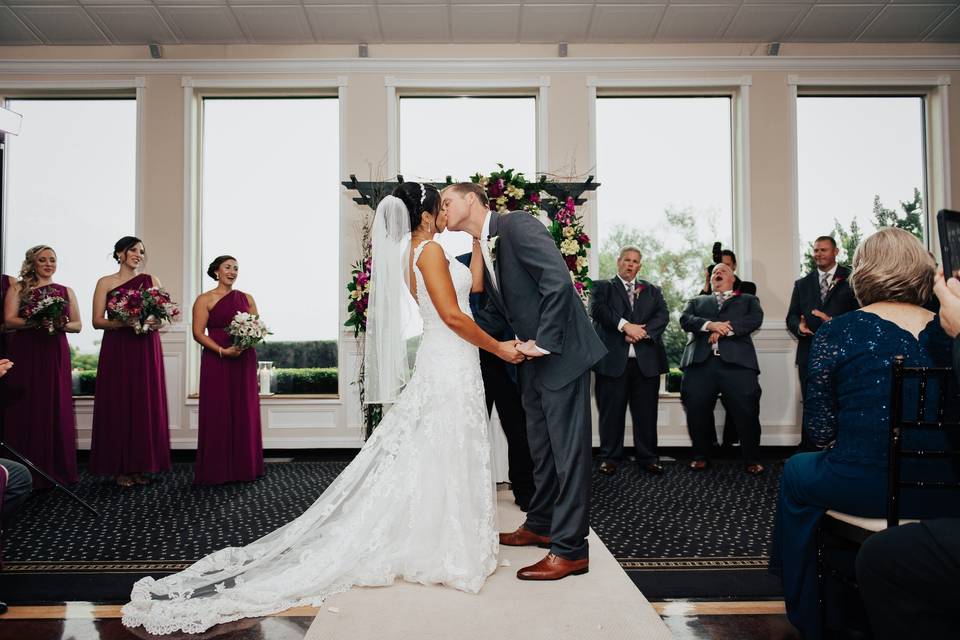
[{"xmin": 0, "ymin": 457, "xmax": 783, "ymax": 602}]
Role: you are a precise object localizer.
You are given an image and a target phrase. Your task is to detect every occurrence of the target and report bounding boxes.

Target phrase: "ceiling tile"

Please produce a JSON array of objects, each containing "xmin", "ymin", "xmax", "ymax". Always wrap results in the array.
[
  {"xmin": 9, "ymin": 5, "xmax": 111, "ymax": 43},
  {"xmin": 858, "ymin": 4, "xmax": 955, "ymax": 41},
  {"xmin": 305, "ymin": 4, "xmax": 382, "ymax": 42},
  {"xmin": 158, "ymin": 5, "xmax": 245, "ymax": 42},
  {"xmin": 789, "ymin": 4, "xmax": 881, "ymax": 41},
  {"xmin": 924, "ymin": 6, "xmax": 960, "ymax": 41},
  {"xmin": 451, "ymin": 5, "xmax": 521, "ymax": 42},
  {"xmin": 520, "ymin": 4, "xmax": 593, "ymax": 42},
  {"xmin": 85, "ymin": 5, "xmax": 178, "ymax": 44},
  {"xmin": 723, "ymin": 3, "xmax": 810, "ymax": 41},
  {"xmin": 377, "ymin": 4, "xmax": 449, "ymax": 42},
  {"xmin": 588, "ymin": 4, "xmax": 665, "ymax": 42},
  {"xmin": 0, "ymin": 6, "xmax": 42, "ymax": 44},
  {"xmin": 656, "ymin": 4, "xmax": 739, "ymax": 41},
  {"xmin": 231, "ymin": 5, "xmax": 314, "ymax": 42}
]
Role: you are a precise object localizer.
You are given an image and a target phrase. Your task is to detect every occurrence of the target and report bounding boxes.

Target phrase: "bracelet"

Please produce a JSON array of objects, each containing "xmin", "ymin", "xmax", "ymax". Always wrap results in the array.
[{"xmin": 218, "ymin": 347, "xmax": 223, "ymax": 358}]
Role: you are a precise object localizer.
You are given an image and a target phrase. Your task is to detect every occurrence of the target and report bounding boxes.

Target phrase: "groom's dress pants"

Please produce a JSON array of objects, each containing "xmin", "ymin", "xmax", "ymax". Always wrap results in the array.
[{"xmin": 518, "ymin": 364, "xmax": 592, "ymax": 561}]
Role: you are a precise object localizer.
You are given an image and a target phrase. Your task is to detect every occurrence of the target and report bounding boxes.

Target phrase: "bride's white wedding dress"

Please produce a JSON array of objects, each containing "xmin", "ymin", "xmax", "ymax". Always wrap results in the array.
[{"xmin": 122, "ymin": 240, "xmax": 498, "ymax": 635}]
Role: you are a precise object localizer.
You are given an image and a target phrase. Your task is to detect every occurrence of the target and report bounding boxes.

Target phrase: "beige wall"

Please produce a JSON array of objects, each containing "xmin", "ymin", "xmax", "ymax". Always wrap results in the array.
[{"xmin": 2, "ymin": 43, "xmax": 959, "ymax": 448}]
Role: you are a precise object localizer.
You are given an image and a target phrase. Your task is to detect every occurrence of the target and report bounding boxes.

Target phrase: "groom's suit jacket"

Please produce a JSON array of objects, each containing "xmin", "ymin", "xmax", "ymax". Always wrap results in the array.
[
  {"xmin": 679, "ymin": 292, "xmax": 764, "ymax": 372},
  {"xmin": 475, "ymin": 211, "xmax": 606, "ymax": 391}
]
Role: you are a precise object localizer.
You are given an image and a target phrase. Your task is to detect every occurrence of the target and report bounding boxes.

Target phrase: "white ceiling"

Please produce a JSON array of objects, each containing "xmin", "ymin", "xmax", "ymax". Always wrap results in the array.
[{"xmin": 1, "ymin": 0, "xmax": 958, "ymax": 46}]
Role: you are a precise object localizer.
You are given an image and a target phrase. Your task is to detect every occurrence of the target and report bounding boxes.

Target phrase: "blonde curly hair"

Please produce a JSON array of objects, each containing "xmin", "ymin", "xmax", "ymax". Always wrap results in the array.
[{"xmin": 18, "ymin": 245, "xmax": 56, "ymax": 304}]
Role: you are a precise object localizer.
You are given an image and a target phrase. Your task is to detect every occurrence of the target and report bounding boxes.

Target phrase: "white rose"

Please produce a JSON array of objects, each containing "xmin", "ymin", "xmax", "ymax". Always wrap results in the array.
[{"xmin": 562, "ymin": 226, "xmax": 575, "ymax": 239}]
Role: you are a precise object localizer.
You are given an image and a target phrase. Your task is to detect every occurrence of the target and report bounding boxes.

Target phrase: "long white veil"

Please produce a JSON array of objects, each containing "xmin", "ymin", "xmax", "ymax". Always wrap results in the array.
[{"xmin": 364, "ymin": 195, "xmax": 423, "ymax": 405}]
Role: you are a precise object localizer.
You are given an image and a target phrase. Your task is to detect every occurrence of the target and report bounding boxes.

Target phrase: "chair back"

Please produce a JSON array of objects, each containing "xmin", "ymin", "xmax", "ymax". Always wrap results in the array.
[{"xmin": 887, "ymin": 355, "xmax": 960, "ymax": 527}]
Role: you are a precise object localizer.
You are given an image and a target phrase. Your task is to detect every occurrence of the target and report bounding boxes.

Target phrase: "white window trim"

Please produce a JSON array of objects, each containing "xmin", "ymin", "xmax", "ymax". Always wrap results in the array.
[
  {"xmin": 586, "ymin": 76, "xmax": 753, "ymax": 279},
  {"xmin": 385, "ymin": 76, "xmax": 550, "ymax": 178},
  {"xmin": 181, "ymin": 76, "xmax": 348, "ymax": 398},
  {"xmin": 787, "ymin": 74, "xmax": 950, "ymax": 275},
  {"xmin": 0, "ymin": 78, "xmax": 147, "ymax": 247}
]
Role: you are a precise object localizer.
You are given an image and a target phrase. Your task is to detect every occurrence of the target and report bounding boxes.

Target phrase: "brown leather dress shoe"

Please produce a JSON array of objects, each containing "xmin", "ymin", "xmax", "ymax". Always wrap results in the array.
[
  {"xmin": 745, "ymin": 463, "xmax": 765, "ymax": 475},
  {"xmin": 517, "ymin": 553, "xmax": 589, "ymax": 581},
  {"xmin": 499, "ymin": 525, "xmax": 551, "ymax": 548},
  {"xmin": 643, "ymin": 462, "xmax": 664, "ymax": 474},
  {"xmin": 598, "ymin": 461, "xmax": 618, "ymax": 475},
  {"xmin": 689, "ymin": 459, "xmax": 708, "ymax": 471}
]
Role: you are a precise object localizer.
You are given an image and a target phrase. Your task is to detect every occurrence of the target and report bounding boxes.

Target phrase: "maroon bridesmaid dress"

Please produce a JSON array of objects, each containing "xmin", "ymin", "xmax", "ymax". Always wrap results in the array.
[
  {"xmin": 0, "ymin": 274, "xmax": 10, "ymax": 359},
  {"xmin": 89, "ymin": 273, "xmax": 171, "ymax": 478},
  {"xmin": 2, "ymin": 283, "xmax": 78, "ymax": 489},
  {"xmin": 195, "ymin": 290, "xmax": 264, "ymax": 485}
]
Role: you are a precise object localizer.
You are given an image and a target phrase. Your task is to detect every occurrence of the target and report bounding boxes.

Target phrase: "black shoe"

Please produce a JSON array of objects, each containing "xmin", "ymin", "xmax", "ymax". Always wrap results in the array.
[
  {"xmin": 643, "ymin": 462, "xmax": 664, "ymax": 475},
  {"xmin": 0, "ymin": 601, "xmax": 7, "ymax": 615},
  {"xmin": 598, "ymin": 461, "xmax": 618, "ymax": 475}
]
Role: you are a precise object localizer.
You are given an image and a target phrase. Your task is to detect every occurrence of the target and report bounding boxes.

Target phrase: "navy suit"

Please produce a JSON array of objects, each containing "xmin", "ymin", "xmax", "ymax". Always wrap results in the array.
[
  {"xmin": 679, "ymin": 292, "xmax": 764, "ymax": 464},
  {"xmin": 455, "ymin": 253, "xmax": 534, "ymax": 506},
  {"xmin": 590, "ymin": 277, "xmax": 668, "ymax": 465}
]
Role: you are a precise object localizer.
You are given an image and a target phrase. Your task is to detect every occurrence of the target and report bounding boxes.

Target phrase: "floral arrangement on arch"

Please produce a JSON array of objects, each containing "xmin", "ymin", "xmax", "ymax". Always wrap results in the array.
[
  {"xmin": 344, "ymin": 255, "xmax": 372, "ymax": 337},
  {"xmin": 471, "ymin": 165, "xmax": 593, "ymax": 304}
]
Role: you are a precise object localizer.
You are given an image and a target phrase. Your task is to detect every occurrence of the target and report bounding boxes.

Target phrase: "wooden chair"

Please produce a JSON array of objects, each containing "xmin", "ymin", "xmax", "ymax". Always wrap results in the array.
[{"xmin": 816, "ymin": 355, "xmax": 960, "ymax": 635}]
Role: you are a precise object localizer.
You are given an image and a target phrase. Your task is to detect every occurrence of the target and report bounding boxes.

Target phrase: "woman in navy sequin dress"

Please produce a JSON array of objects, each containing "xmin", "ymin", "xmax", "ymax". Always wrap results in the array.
[{"xmin": 770, "ymin": 228, "xmax": 960, "ymax": 639}]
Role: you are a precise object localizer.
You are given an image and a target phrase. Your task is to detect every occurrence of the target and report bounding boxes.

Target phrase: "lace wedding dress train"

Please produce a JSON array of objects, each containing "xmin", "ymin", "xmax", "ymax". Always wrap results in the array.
[{"xmin": 122, "ymin": 240, "xmax": 498, "ymax": 635}]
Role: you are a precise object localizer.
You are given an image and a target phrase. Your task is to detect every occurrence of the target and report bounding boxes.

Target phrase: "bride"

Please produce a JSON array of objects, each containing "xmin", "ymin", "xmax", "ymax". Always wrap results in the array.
[{"xmin": 122, "ymin": 182, "xmax": 526, "ymax": 635}]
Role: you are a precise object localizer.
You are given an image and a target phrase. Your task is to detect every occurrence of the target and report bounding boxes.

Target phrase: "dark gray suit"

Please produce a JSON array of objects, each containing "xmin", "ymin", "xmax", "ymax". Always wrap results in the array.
[
  {"xmin": 590, "ymin": 277, "xmax": 668, "ymax": 464},
  {"xmin": 476, "ymin": 211, "xmax": 606, "ymax": 561},
  {"xmin": 679, "ymin": 292, "xmax": 764, "ymax": 464}
]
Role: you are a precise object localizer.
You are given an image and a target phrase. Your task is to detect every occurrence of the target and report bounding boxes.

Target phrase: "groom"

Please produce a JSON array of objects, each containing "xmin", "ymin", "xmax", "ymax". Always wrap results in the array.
[{"xmin": 442, "ymin": 183, "xmax": 606, "ymax": 581}]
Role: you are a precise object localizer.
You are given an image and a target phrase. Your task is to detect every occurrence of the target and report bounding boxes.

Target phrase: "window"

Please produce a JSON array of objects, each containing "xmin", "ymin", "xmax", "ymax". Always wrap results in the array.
[
  {"xmin": 595, "ymin": 96, "xmax": 734, "ymax": 369},
  {"xmin": 2, "ymin": 97, "xmax": 137, "ymax": 393},
  {"xmin": 399, "ymin": 96, "xmax": 536, "ymax": 256},
  {"xmin": 797, "ymin": 96, "xmax": 927, "ymax": 272},
  {"xmin": 199, "ymin": 97, "xmax": 339, "ymax": 395}
]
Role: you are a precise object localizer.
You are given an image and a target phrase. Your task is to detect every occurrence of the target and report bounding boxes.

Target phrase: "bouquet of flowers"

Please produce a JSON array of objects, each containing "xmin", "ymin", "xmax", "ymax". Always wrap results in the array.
[
  {"xmin": 227, "ymin": 311, "xmax": 271, "ymax": 350},
  {"xmin": 471, "ymin": 164, "xmax": 545, "ymax": 214},
  {"xmin": 548, "ymin": 196, "xmax": 593, "ymax": 304},
  {"xmin": 23, "ymin": 290, "xmax": 68, "ymax": 334},
  {"xmin": 107, "ymin": 286, "xmax": 180, "ymax": 334}
]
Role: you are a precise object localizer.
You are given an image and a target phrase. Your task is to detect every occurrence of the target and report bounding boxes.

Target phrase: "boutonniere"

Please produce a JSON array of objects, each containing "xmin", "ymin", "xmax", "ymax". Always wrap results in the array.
[
  {"xmin": 828, "ymin": 275, "xmax": 845, "ymax": 291},
  {"xmin": 634, "ymin": 282, "xmax": 646, "ymax": 295},
  {"xmin": 730, "ymin": 290, "xmax": 742, "ymax": 298},
  {"xmin": 487, "ymin": 235, "xmax": 499, "ymax": 266}
]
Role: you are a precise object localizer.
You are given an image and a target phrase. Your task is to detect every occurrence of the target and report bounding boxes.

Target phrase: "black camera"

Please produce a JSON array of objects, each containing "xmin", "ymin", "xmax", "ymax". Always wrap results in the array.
[{"xmin": 711, "ymin": 242, "xmax": 723, "ymax": 265}]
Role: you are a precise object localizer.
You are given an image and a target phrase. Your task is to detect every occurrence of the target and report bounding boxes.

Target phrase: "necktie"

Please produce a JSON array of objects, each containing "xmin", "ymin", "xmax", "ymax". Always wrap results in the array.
[
  {"xmin": 820, "ymin": 272, "xmax": 831, "ymax": 303},
  {"xmin": 626, "ymin": 282, "xmax": 636, "ymax": 308}
]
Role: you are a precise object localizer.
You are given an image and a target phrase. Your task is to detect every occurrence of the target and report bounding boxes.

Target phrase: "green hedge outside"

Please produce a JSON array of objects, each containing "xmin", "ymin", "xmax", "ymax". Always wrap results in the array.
[
  {"xmin": 275, "ymin": 367, "xmax": 338, "ymax": 394},
  {"xmin": 71, "ymin": 367, "xmax": 339, "ymax": 396},
  {"xmin": 254, "ymin": 341, "xmax": 337, "ymax": 368}
]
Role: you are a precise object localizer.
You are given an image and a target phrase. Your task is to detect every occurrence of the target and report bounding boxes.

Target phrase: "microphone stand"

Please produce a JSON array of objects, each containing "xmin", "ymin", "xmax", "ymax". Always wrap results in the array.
[{"xmin": 0, "ymin": 440, "xmax": 100, "ymax": 517}]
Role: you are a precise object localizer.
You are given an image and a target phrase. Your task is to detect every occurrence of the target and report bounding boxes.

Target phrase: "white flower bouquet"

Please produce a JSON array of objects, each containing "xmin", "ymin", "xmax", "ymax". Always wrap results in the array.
[{"xmin": 227, "ymin": 311, "xmax": 271, "ymax": 350}]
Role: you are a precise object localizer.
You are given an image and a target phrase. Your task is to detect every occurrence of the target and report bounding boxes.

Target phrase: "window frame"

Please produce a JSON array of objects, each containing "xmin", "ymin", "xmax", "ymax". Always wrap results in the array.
[
  {"xmin": 587, "ymin": 76, "xmax": 752, "ymax": 281},
  {"xmin": 183, "ymin": 78, "xmax": 347, "ymax": 398},
  {"xmin": 788, "ymin": 75, "xmax": 951, "ymax": 276}
]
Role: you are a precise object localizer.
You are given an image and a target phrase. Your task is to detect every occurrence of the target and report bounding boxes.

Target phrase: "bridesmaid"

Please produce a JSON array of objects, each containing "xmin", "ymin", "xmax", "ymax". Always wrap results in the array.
[
  {"xmin": 2, "ymin": 246, "xmax": 81, "ymax": 489},
  {"xmin": 192, "ymin": 255, "xmax": 263, "ymax": 485},
  {"xmin": 89, "ymin": 236, "xmax": 171, "ymax": 487},
  {"xmin": 0, "ymin": 273, "xmax": 13, "ymax": 439}
]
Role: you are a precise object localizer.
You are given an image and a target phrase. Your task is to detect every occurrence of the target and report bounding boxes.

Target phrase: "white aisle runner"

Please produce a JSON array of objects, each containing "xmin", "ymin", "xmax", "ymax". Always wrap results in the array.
[{"xmin": 305, "ymin": 490, "xmax": 671, "ymax": 640}]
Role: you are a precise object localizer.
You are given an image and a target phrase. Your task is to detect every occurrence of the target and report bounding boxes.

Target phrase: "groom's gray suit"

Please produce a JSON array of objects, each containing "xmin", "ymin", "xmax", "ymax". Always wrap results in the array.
[{"xmin": 475, "ymin": 211, "xmax": 606, "ymax": 560}]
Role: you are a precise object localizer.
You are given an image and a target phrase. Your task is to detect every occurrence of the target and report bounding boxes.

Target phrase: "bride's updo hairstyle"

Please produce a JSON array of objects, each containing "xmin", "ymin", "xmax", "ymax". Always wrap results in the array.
[
  {"xmin": 392, "ymin": 182, "xmax": 440, "ymax": 230},
  {"xmin": 207, "ymin": 255, "xmax": 237, "ymax": 281}
]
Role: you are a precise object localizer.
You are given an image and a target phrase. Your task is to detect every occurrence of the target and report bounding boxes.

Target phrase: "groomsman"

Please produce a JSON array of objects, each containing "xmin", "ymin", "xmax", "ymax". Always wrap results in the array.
[
  {"xmin": 590, "ymin": 247, "xmax": 669, "ymax": 475},
  {"xmin": 680, "ymin": 264, "xmax": 765, "ymax": 474},
  {"xmin": 786, "ymin": 235, "xmax": 859, "ymax": 451},
  {"xmin": 456, "ymin": 253, "xmax": 536, "ymax": 510}
]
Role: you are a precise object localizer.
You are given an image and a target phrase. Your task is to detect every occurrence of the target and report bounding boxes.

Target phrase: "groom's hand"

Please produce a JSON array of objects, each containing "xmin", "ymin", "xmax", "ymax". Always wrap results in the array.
[
  {"xmin": 516, "ymin": 340, "xmax": 546, "ymax": 359},
  {"xmin": 496, "ymin": 340, "xmax": 526, "ymax": 364}
]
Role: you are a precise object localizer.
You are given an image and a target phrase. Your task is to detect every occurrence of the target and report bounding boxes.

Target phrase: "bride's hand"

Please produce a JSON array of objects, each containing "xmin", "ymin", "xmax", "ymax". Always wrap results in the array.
[{"xmin": 496, "ymin": 340, "xmax": 525, "ymax": 364}]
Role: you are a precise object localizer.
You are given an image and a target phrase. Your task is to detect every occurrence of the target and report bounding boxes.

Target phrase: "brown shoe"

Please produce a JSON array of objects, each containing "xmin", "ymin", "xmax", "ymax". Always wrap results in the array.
[
  {"xmin": 745, "ymin": 463, "xmax": 765, "ymax": 475},
  {"xmin": 689, "ymin": 460, "xmax": 708, "ymax": 471},
  {"xmin": 517, "ymin": 553, "xmax": 589, "ymax": 581},
  {"xmin": 598, "ymin": 461, "xmax": 618, "ymax": 475},
  {"xmin": 499, "ymin": 525, "xmax": 551, "ymax": 548}
]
